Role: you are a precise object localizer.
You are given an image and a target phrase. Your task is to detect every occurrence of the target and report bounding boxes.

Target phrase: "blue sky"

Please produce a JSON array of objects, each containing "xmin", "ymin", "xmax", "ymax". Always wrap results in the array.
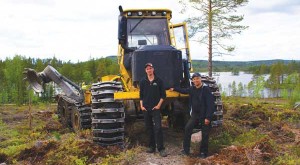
[{"xmin": 0, "ymin": 0, "xmax": 299, "ymax": 62}]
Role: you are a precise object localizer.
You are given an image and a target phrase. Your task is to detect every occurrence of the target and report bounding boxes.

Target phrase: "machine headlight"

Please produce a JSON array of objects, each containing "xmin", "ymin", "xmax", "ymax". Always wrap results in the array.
[
  {"xmin": 138, "ymin": 11, "xmax": 143, "ymax": 16},
  {"xmin": 127, "ymin": 12, "xmax": 132, "ymax": 16},
  {"xmin": 151, "ymin": 11, "xmax": 156, "ymax": 16},
  {"xmin": 162, "ymin": 11, "xmax": 167, "ymax": 16}
]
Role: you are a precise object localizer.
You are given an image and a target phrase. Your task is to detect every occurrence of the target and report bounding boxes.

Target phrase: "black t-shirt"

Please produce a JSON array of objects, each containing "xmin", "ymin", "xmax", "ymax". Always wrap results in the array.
[{"xmin": 139, "ymin": 76, "xmax": 166, "ymax": 110}]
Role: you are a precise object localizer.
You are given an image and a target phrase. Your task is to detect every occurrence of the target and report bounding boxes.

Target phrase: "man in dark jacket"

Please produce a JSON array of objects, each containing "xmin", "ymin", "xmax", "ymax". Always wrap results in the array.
[
  {"xmin": 170, "ymin": 72, "xmax": 214, "ymax": 158},
  {"xmin": 139, "ymin": 63, "xmax": 167, "ymax": 157}
]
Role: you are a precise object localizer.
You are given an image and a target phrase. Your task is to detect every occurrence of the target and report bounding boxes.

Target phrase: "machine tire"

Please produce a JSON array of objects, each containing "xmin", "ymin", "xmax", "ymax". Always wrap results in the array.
[
  {"xmin": 71, "ymin": 108, "xmax": 81, "ymax": 132},
  {"xmin": 57, "ymin": 95, "xmax": 92, "ymax": 130},
  {"xmin": 63, "ymin": 98, "xmax": 72, "ymax": 127},
  {"xmin": 57, "ymin": 96, "xmax": 69, "ymax": 127},
  {"xmin": 91, "ymin": 81, "xmax": 125, "ymax": 146},
  {"xmin": 71, "ymin": 105, "xmax": 92, "ymax": 132}
]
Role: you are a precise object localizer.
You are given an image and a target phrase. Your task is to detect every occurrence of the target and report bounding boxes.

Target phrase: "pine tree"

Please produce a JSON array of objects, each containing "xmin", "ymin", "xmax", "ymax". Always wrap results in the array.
[
  {"xmin": 237, "ymin": 82, "xmax": 244, "ymax": 97},
  {"xmin": 231, "ymin": 81, "xmax": 237, "ymax": 96},
  {"xmin": 179, "ymin": 0, "xmax": 248, "ymax": 76}
]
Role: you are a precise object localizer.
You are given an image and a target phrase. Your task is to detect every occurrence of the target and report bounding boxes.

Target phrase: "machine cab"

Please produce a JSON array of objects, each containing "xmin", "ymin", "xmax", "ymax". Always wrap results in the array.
[
  {"xmin": 124, "ymin": 10, "xmax": 171, "ymax": 48},
  {"xmin": 118, "ymin": 6, "xmax": 192, "ymax": 91}
]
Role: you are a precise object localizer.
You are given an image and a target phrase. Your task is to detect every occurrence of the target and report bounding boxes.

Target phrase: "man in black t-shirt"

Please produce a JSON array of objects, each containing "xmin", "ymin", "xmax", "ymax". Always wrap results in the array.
[
  {"xmin": 139, "ymin": 63, "xmax": 167, "ymax": 157},
  {"xmin": 170, "ymin": 72, "xmax": 214, "ymax": 158}
]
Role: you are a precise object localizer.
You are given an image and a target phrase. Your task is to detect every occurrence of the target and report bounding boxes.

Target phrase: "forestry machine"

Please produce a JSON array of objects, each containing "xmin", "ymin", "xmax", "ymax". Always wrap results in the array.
[{"xmin": 24, "ymin": 6, "xmax": 223, "ymax": 146}]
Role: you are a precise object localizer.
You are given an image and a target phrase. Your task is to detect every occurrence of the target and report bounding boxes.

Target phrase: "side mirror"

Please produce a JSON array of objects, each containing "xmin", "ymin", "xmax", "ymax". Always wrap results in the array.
[
  {"xmin": 188, "ymin": 62, "xmax": 191, "ymax": 70},
  {"xmin": 118, "ymin": 15, "xmax": 127, "ymax": 48}
]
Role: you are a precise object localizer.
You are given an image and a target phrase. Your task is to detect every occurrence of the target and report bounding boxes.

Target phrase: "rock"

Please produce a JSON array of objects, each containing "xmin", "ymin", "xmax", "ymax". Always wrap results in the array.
[
  {"xmin": 191, "ymin": 131, "xmax": 202, "ymax": 143},
  {"xmin": 34, "ymin": 140, "xmax": 45, "ymax": 149}
]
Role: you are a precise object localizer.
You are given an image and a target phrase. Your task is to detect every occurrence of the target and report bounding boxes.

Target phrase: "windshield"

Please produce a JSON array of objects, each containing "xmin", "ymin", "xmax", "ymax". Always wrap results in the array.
[{"xmin": 127, "ymin": 18, "xmax": 170, "ymax": 48}]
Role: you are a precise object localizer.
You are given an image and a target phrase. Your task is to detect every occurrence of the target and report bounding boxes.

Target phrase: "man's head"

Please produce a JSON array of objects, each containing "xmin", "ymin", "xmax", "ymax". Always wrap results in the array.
[
  {"xmin": 191, "ymin": 73, "xmax": 202, "ymax": 87},
  {"xmin": 145, "ymin": 63, "xmax": 154, "ymax": 76}
]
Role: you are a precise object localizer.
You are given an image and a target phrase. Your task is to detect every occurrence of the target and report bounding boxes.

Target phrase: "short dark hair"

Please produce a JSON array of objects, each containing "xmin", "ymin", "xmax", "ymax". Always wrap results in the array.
[{"xmin": 191, "ymin": 72, "xmax": 201, "ymax": 79}]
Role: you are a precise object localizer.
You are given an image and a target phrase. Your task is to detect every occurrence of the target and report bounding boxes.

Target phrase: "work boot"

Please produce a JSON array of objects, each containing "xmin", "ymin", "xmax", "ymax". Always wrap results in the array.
[
  {"xmin": 159, "ymin": 149, "xmax": 167, "ymax": 157},
  {"xmin": 199, "ymin": 152, "xmax": 207, "ymax": 159},
  {"xmin": 146, "ymin": 148, "xmax": 155, "ymax": 153}
]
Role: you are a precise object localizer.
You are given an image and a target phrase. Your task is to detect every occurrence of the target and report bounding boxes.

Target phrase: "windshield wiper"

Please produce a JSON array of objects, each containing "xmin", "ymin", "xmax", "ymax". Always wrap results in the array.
[{"xmin": 130, "ymin": 18, "xmax": 144, "ymax": 33}]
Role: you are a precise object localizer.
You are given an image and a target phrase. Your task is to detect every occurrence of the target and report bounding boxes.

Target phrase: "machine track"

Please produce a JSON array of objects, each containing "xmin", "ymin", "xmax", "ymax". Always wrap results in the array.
[
  {"xmin": 91, "ymin": 81, "xmax": 125, "ymax": 146},
  {"xmin": 201, "ymin": 76, "xmax": 223, "ymax": 127}
]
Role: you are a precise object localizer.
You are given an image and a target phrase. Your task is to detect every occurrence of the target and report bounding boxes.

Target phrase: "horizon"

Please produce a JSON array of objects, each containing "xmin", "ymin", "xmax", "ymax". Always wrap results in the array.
[{"xmin": 1, "ymin": 54, "xmax": 299, "ymax": 63}]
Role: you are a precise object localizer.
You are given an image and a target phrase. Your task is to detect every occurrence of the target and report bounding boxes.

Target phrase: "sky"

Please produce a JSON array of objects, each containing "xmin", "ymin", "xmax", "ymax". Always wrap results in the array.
[{"xmin": 0, "ymin": 0, "xmax": 300, "ymax": 62}]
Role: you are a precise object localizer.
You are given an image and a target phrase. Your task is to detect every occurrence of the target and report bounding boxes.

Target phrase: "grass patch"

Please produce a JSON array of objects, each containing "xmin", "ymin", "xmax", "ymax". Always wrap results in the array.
[
  {"xmin": 291, "ymin": 145, "xmax": 300, "ymax": 157},
  {"xmin": 1, "ymin": 144, "xmax": 28, "ymax": 159},
  {"xmin": 233, "ymin": 129, "xmax": 267, "ymax": 147},
  {"xmin": 209, "ymin": 119, "xmax": 246, "ymax": 152},
  {"xmin": 44, "ymin": 133, "xmax": 114, "ymax": 165},
  {"xmin": 100, "ymin": 146, "xmax": 142, "ymax": 165},
  {"xmin": 210, "ymin": 130, "xmax": 233, "ymax": 153},
  {"xmin": 271, "ymin": 153, "xmax": 300, "ymax": 165}
]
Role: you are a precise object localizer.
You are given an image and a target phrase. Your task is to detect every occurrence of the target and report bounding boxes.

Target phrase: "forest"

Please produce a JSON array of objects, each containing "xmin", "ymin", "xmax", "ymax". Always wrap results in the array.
[
  {"xmin": 192, "ymin": 59, "xmax": 300, "ymax": 73},
  {"xmin": 0, "ymin": 55, "xmax": 119, "ymax": 105},
  {"xmin": 0, "ymin": 55, "xmax": 299, "ymax": 106},
  {"xmin": 219, "ymin": 60, "xmax": 300, "ymax": 106}
]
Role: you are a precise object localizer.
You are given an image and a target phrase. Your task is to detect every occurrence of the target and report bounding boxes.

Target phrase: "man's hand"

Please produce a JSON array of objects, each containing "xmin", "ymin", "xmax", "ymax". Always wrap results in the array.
[
  {"xmin": 141, "ymin": 106, "xmax": 146, "ymax": 111},
  {"xmin": 152, "ymin": 104, "xmax": 161, "ymax": 110},
  {"xmin": 169, "ymin": 88, "xmax": 174, "ymax": 91},
  {"xmin": 205, "ymin": 119, "xmax": 210, "ymax": 125}
]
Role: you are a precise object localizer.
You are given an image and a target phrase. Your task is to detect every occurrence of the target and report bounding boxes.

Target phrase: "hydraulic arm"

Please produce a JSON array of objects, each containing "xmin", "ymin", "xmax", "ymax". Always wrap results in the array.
[{"xmin": 24, "ymin": 65, "xmax": 84, "ymax": 103}]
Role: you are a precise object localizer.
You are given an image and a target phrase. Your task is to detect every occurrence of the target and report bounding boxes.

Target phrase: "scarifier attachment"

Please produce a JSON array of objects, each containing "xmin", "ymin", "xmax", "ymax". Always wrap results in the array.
[{"xmin": 24, "ymin": 65, "xmax": 83, "ymax": 103}]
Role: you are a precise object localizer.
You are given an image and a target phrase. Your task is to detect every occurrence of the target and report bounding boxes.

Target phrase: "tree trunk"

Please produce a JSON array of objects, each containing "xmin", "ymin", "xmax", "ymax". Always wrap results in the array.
[
  {"xmin": 208, "ymin": 0, "xmax": 213, "ymax": 77},
  {"xmin": 29, "ymin": 93, "xmax": 32, "ymax": 130}
]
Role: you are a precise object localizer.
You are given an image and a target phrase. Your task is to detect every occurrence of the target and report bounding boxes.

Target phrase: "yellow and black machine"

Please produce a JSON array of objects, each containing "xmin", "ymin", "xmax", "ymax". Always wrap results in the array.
[{"xmin": 24, "ymin": 6, "xmax": 223, "ymax": 146}]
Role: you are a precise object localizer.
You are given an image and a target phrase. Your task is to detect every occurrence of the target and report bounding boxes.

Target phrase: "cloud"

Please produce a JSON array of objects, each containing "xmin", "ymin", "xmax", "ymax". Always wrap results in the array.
[
  {"xmin": 0, "ymin": 0, "xmax": 299, "ymax": 62},
  {"xmin": 8, "ymin": 0, "xmax": 55, "ymax": 7},
  {"xmin": 247, "ymin": 0, "xmax": 300, "ymax": 14},
  {"xmin": 191, "ymin": 0, "xmax": 300, "ymax": 61},
  {"xmin": 225, "ymin": 0, "xmax": 300, "ymax": 61}
]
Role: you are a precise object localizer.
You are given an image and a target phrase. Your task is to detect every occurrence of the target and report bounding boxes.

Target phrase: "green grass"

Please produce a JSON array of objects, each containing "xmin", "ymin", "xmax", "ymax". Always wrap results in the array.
[
  {"xmin": 0, "ymin": 119, "xmax": 32, "ymax": 162},
  {"xmin": 233, "ymin": 129, "xmax": 267, "ymax": 147},
  {"xmin": 100, "ymin": 146, "xmax": 142, "ymax": 165},
  {"xmin": 271, "ymin": 153, "xmax": 300, "ymax": 165}
]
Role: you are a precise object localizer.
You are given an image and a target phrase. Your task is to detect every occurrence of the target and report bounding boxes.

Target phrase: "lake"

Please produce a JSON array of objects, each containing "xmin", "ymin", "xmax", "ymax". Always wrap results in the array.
[{"xmin": 200, "ymin": 72, "xmax": 272, "ymax": 97}]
